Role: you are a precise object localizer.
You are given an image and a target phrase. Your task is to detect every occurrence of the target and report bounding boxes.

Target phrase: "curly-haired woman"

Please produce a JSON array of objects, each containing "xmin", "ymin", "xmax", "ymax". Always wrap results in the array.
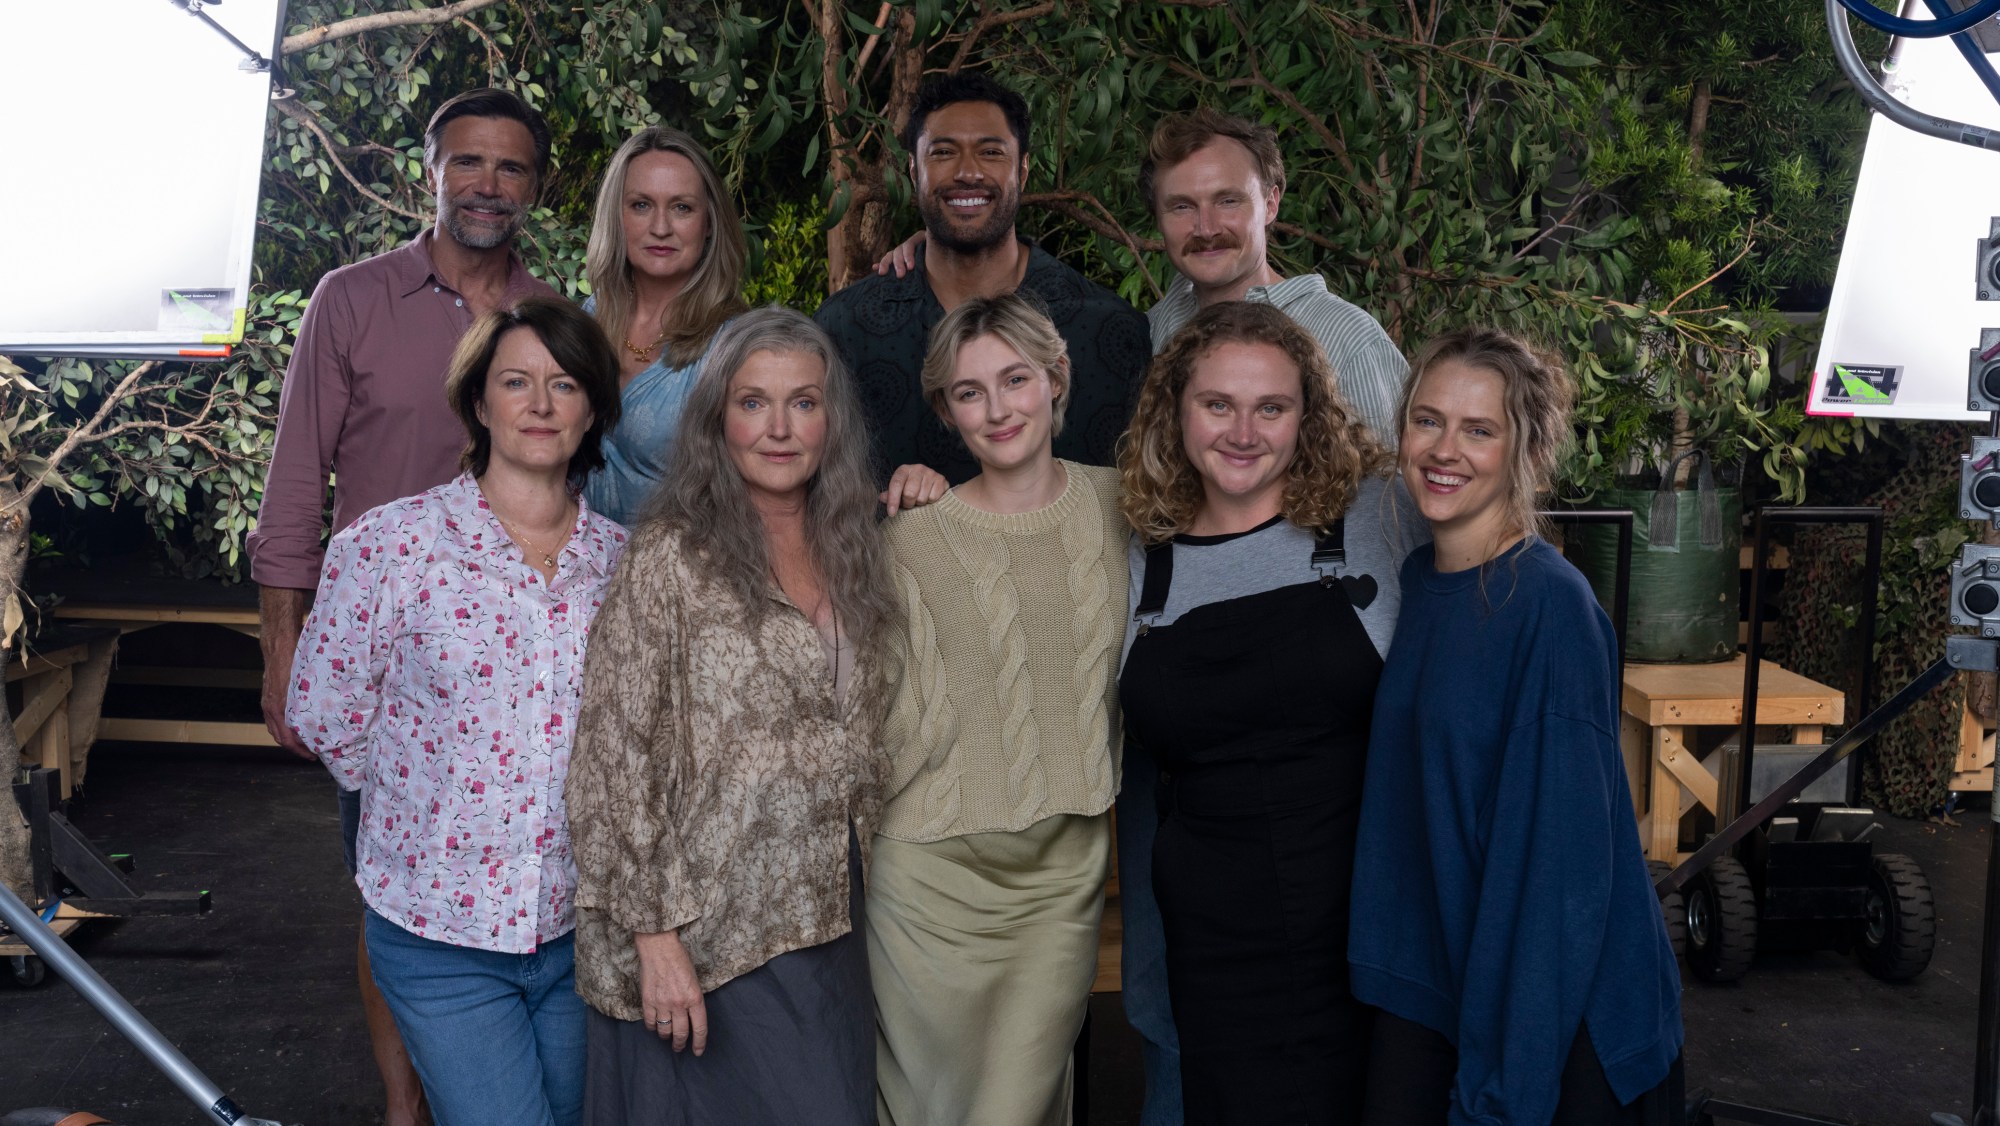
[{"xmin": 1116, "ymin": 300, "xmax": 1425, "ymax": 1124}]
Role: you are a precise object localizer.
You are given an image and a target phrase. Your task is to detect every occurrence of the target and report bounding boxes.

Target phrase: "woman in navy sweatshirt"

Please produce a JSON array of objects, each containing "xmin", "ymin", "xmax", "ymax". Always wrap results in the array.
[{"xmin": 1349, "ymin": 327, "xmax": 1683, "ymax": 1126}]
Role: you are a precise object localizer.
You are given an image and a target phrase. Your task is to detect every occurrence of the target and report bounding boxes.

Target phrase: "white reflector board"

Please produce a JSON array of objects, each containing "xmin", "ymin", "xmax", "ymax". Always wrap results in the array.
[
  {"xmin": 0, "ymin": 1, "xmax": 280, "ymax": 353},
  {"xmin": 1812, "ymin": 30, "xmax": 2000, "ymax": 421}
]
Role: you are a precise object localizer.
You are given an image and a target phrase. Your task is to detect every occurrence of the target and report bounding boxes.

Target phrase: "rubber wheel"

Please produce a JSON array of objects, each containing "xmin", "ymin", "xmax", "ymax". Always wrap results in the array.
[
  {"xmin": 1859, "ymin": 852, "xmax": 1936, "ymax": 982},
  {"xmin": 1685, "ymin": 855, "xmax": 1758, "ymax": 982},
  {"xmin": 8, "ymin": 954, "xmax": 46, "ymax": 987},
  {"xmin": 1648, "ymin": 860, "xmax": 1688, "ymax": 959}
]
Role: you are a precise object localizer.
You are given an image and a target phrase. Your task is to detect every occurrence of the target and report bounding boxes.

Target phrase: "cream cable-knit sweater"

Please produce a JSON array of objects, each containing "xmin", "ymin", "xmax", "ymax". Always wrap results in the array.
[{"xmin": 878, "ymin": 461, "xmax": 1130, "ymax": 843}]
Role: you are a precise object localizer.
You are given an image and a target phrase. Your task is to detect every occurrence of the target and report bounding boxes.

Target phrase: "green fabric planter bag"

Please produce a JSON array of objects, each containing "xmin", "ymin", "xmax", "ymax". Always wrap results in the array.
[{"xmin": 1568, "ymin": 450, "xmax": 1742, "ymax": 664}]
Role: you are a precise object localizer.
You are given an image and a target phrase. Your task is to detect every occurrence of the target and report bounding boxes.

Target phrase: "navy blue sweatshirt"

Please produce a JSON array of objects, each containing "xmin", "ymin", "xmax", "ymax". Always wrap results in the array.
[{"xmin": 1349, "ymin": 539, "xmax": 1682, "ymax": 1125}]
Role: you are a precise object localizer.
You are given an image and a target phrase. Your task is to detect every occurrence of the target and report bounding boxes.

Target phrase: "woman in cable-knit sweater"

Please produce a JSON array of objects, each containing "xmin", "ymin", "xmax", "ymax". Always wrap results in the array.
[{"xmin": 869, "ymin": 292, "xmax": 1126, "ymax": 1126}]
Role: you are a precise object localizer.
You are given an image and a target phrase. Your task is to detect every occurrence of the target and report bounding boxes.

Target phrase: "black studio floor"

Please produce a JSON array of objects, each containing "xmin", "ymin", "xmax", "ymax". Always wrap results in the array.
[{"xmin": 0, "ymin": 741, "xmax": 1992, "ymax": 1125}]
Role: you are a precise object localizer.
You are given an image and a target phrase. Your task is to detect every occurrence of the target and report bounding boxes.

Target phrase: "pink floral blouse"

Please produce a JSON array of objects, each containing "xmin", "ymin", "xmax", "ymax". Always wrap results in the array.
[{"xmin": 288, "ymin": 473, "xmax": 627, "ymax": 953}]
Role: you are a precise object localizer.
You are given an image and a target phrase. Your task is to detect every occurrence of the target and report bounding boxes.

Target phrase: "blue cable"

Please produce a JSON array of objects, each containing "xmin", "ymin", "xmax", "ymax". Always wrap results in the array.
[
  {"xmin": 1837, "ymin": 0, "xmax": 2000, "ymax": 37},
  {"xmin": 1923, "ymin": 0, "xmax": 2000, "ymax": 105},
  {"xmin": 39, "ymin": 897, "xmax": 59, "ymax": 923}
]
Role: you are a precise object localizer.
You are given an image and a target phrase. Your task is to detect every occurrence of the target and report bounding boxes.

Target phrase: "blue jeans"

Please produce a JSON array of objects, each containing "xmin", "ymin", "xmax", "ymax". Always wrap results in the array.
[
  {"xmin": 364, "ymin": 910, "xmax": 585, "ymax": 1126},
  {"xmin": 1118, "ymin": 749, "xmax": 1185, "ymax": 1126}
]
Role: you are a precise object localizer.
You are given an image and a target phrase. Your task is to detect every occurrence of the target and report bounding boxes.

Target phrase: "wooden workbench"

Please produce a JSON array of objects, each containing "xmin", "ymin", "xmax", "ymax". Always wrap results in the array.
[
  {"xmin": 41, "ymin": 567, "xmax": 272, "ymax": 749},
  {"xmin": 7, "ymin": 626, "xmax": 119, "ymax": 798},
  {"xmin": 1620, "ymin": 656, "xmax": 1845, "ymax": 862}
]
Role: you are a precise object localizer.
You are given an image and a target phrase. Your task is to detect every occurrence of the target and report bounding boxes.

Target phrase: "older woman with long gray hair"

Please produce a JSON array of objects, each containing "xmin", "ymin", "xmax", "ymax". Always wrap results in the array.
[{"xmin": 565, "ymin": 305, "xmax": 900, "ymax": 1124}]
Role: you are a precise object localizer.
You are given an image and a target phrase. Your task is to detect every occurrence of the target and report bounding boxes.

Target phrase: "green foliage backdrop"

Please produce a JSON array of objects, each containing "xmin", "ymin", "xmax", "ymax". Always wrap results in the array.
[{"xmin": 8, "ymin": 0, "xmax": 1889, "ymax": 580}]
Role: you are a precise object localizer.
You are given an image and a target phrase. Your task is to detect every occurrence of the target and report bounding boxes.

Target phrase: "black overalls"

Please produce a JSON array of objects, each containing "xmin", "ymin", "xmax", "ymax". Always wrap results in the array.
[{"xmin": 1118, "ymin": 520, "xmax": 1384, "ymax": 1125}]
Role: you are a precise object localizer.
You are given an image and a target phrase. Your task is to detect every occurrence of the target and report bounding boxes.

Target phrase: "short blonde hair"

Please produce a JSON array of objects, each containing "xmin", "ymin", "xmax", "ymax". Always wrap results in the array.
[
  {"xmin": 1119, "ymin": 301, "xmax": 1388, "ymax": 544},
  {"xmin": 919, "ymin": 292, "xmax": 1072, "ymax": 435}
]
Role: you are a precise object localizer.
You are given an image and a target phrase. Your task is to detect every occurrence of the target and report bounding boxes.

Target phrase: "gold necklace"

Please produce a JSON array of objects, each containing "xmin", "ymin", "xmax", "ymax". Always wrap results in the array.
[
  {"xmin": 491, "ymin": 503, "xmax": 573, "ymax": 569},
  {"xmin": 624, "ymin": 312, "xmax": 672, "ymax": 361},
  {"xmin": 623, "ymin": 331, "xmax": 666, "ymax": 362}
]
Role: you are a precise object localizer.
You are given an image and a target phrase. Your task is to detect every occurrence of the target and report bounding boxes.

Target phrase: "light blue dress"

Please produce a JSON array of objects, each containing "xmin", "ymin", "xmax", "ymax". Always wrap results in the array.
[{"xmin": 581, "ymin": 296, "xmax": 716, "ymax": 527}]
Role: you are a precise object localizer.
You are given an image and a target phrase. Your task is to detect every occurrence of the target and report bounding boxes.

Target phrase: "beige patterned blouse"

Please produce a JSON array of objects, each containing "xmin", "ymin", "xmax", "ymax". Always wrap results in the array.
[{"xmin": 566, "ymin": 523, "xmax": 890, "ymax": 1019}]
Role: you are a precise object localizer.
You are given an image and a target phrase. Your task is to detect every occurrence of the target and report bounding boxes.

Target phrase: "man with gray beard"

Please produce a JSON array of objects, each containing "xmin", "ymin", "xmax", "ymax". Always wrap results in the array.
[{"xmin": 247, "ymin": 87, "xmax": 559, "ymax": 1126}]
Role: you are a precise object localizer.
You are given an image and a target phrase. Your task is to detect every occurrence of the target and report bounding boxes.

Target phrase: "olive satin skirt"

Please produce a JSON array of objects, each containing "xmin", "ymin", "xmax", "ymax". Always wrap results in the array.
[{"xmin": 867, "ymin": 812, "xmax": 1110, "ymax": 1126}]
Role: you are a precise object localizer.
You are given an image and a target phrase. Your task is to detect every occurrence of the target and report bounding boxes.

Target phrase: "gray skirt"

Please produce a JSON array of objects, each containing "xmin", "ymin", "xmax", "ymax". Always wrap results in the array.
[{"xmin": 580, "ymin": 830, "xmax": 872, "ymax": 1126}]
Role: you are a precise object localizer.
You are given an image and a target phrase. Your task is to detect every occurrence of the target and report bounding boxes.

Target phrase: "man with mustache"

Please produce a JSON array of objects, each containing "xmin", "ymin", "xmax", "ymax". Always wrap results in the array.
[
  {"xmin": 1141, "ymin": 108, "xmax": 1405, "ymax": 436},
  {"xmin": 816, "ymin": 72, "xmax": 1151, "ymax": 484},
  {"xmin": 248, "ymin": 87, "xmax": 559, "ymax": 1126}
]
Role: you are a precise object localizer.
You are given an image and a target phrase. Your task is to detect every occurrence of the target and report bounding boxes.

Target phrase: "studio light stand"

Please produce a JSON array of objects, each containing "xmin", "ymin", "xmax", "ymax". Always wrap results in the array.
[
  {"xmin": 166, "ymin": 0, "xmax": 274, "ymax": 72},
  {"xmin": 0, "ymin": 877, "xmax": 284, "ymax": 1126},
  {"xmin": 1641, "ymin": 4, "xmax": 2000, "ymax": 1121}
]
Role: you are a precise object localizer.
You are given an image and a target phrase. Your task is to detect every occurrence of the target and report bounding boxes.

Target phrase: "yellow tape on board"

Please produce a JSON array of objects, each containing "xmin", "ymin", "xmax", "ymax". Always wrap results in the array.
[{"xmin": 201, "ymin": 307, "xmax": 247, "ymax": 345}]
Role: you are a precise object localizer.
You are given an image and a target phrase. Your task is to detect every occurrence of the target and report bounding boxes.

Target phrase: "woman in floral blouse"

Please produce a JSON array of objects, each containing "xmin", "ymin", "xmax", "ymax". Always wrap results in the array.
[
  {"xmin": 566, "ymin": 306, "xmax": 900, "ymax": 1125},
  {"xmin": 289, "ymin": 296, "xmax": 626, "ymax": 1126}
]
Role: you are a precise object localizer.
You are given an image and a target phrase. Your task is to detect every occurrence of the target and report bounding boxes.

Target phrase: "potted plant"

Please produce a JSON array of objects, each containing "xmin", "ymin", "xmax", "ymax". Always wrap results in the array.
[{"xmin": 1559, "ymin": 309, "xmax": 1863, "ymax": 662}]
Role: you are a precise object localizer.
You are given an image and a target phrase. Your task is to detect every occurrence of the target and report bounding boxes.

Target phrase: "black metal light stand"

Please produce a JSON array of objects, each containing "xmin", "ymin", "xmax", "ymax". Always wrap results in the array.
[
  {"xmin": 1732, "ymin": 507, "xmax": 1884, "ymax": 822},
  {"xmin": 1543, "ymin": 507, "xmax": 1636, "ymax": 674}
]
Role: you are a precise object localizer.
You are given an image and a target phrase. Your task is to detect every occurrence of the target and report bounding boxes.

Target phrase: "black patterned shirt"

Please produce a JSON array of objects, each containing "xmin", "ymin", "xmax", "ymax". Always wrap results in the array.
[{"xmin": 814, "ymin": 238, "xmax": 1153, "ymax": 485}]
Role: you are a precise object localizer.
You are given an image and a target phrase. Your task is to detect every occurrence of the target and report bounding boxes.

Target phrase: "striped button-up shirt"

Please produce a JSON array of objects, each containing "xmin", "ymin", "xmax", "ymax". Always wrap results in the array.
[{"xmin": 1147, "ymin": 273, "xmax": 1409, "ymax": 442}]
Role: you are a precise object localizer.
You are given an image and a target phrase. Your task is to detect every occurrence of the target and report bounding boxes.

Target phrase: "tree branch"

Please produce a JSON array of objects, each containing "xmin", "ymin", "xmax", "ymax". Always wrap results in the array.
[
  {"xmin": 454, "ymin": 15, "xmax": 508, "ymax": 79},
  {"xmin": 281, "ymin": 0, "xmax": 510, "ymax": 55},
  {"xmin": 1272, "ymin": 220, "xmax": 1340, "ymax": 254},
  {"xmin": 948, "ymin": 1, "xmax": 1057, "ymax": 73},
  {"xmin": 1508, "ymin": 190, "xmax": 1598, "ymax": 263},
  {"xmin": 1664, "ymin": 220, "xmax": 1756, "ymax": 314},
  {"xmin": 1223, "ymin": 7, "xmax": 1362, "ymax": 186},
  {"xmin": 275, "ymin": 99, "xmax": 429, "ymax": 223},
  {"xmin": 855, "ymin": 3, "xmax": 895, "ymax": 72},
  {"xmin": 12, "ymin": 363, "xmax": 159, "ymax": 513},
  {"xmin": 1024, "ymin": 191, "xmax": 1166, "ymax": 301}
]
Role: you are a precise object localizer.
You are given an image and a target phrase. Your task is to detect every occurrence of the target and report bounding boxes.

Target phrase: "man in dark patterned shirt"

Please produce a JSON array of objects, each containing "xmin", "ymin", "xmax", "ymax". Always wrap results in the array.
[{"xmin": 814, "ymin": 73, "xmax": 1151, "ymax": 485}]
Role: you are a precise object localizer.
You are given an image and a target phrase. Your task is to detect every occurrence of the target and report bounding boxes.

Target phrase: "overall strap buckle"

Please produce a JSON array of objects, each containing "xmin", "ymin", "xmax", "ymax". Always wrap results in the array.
[
  {"xmin": 1311, "ymin": 519, "xmax": 1348, "ymax": 586},
  {"xmin": 1133, "ymin": 540, "xmax": 1174, "ymax": 634}
]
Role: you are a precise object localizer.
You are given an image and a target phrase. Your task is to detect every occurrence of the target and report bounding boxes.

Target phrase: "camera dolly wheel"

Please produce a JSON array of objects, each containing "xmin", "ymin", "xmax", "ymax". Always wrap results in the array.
[
  {"xmin": 1686, "ymin": 855, "xmax": 1759, "ymax": 982},
  {"xmin": 1858, "ymin": 852, "xmax": 1935, "ymax": 982},
  {"xmin": 8, "ymin": 953, "xmax": 46, "ymax": 987}
]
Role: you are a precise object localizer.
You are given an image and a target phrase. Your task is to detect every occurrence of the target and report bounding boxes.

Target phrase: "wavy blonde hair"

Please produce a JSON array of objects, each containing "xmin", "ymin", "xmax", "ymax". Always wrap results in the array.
[
  {"xmin": 641, "ymin": 306, "xmax": 898, "ymax": 651},
  {"xmin": 1119, "ymin": 301, "xmax": 1388, "ymax": 544},
  {"xmin": 919, "ymin": 292, "xmax": 1072, "ymax": 436},
  {"xmin": 1400, "ymin": 326, "xmax": 1575, "ymax": 547},
  {"xmin": 584, "ymin": 127, "xmax": 749, "ymax": 368}
]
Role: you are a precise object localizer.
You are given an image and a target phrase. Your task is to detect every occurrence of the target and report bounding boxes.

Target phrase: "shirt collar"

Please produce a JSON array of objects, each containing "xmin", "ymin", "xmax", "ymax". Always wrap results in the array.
[
  {"xmin": 438, "ymin": 473, "xmax": 623, "ymax": 579},
  {"xmin": 569, "ymin": 492, "xmax": 625, "ymax": 578},
  {"xmin": 887, "ymin": 234, "xmax": 1051, "ymax": 305},
  {"xmin": 1161, "ymin": 270, "xmax": 1323, "ymax": 310},
  {"xmin": 392, "ymin": 230, "xmax": 541, "ymax": 300},
  {"xmin": 1247, "ymin": 272, "xmax": 1328, "ymax": 307}
]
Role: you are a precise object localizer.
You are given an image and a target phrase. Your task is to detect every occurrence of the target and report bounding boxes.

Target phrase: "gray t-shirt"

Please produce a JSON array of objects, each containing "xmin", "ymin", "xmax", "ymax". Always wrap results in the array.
[{"xmin": 1119, "ymin": 475, "xmax": 1429, "ymax": 667}]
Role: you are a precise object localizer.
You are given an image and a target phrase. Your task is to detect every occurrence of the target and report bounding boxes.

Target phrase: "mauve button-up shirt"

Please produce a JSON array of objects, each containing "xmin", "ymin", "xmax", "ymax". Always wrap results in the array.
[
  {"xmin": 288, "ymin": 474, "xmax": 628, "ymax": 952},
  {"xmin": 247, "ymin": 231, "xmax": 559, "ymax": 590}
]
